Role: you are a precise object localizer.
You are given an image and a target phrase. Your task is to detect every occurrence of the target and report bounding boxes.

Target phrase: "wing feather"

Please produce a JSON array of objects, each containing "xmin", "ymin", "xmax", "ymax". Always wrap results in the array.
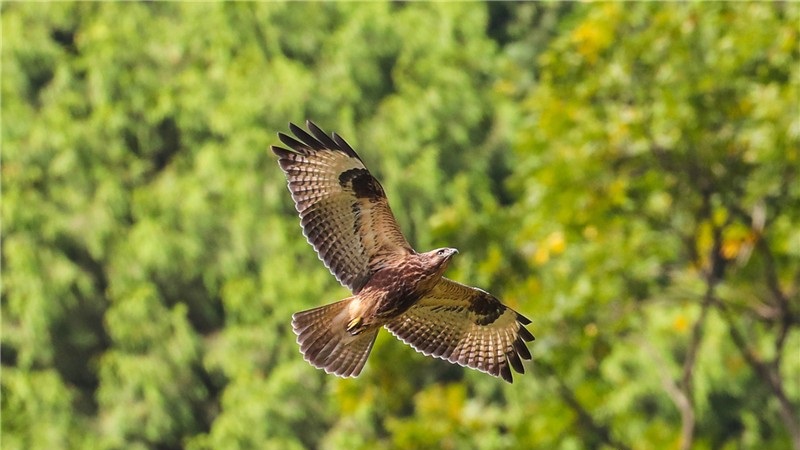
[
  {"xmin": 272, "ymin": 121, "xmax": 413, "ymax": 293},
  {"xmin": 386, "ymin": 278, "xmax": 534, "ymax": 383}
]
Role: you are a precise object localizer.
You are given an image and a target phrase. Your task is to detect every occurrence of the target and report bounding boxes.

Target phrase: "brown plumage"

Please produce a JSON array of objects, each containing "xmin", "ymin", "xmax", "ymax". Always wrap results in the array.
[{"xmin": 272, "ymin": 121, "xmax": 534, "ymax": 383}]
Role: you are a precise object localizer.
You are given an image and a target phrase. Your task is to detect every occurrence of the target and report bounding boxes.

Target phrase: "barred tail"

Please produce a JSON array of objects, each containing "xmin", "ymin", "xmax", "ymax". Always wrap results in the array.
[{"xmin": 291, "ymin": 298, "xmax": 378, "ymax": 378}]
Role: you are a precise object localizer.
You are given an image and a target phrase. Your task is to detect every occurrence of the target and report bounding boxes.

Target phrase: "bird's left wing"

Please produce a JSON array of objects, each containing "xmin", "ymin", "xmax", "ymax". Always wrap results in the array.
[
  {"xmin": 385, "ymin": 278, "xmax": 534, "ymax": 383},
  {"xmin": 272, "ymin": 121, "xmax": 413, "ymax": 294}
]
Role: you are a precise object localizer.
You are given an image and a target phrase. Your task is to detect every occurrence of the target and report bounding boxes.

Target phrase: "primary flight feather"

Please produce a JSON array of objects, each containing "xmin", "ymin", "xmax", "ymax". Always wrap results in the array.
[{"xmin": 272, "ymin": 121, "xmax": 534, "ymax": 382}]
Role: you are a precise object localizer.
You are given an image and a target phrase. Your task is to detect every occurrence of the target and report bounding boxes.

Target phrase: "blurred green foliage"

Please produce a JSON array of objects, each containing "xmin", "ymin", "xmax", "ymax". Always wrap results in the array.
[{"xmin": 2, "ymin": 2, "xmax": 798, "ymax": 449}]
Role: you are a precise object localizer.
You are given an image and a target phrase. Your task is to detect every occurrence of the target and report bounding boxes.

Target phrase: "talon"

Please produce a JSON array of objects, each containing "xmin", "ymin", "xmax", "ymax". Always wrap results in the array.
[{"xmin": 346, "ymin": 317, "xmax": 363, "ymax": 334}]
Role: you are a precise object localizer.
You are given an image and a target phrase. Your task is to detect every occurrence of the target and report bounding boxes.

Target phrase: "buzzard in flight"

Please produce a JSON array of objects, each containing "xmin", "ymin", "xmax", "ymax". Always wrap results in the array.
[{"xmin": 272, "ymin": 121, "xmax": 534, "ymax": 383}]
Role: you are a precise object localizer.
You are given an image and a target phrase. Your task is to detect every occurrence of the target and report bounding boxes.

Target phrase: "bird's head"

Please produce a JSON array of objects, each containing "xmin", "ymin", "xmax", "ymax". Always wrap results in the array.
[{"xmin": 426, "ymin": 247, "xmax": 459, "ymax": 272}]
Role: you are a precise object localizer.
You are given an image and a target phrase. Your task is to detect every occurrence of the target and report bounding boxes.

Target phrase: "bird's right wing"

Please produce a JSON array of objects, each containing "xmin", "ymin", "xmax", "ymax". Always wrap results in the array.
[
  {"xmin": 272, "ymin": 121, "xmax": 414, "ymax": 293},
  {"xmin": 385, "ymin": 278, "xmax": 534, "ymax": 383}
]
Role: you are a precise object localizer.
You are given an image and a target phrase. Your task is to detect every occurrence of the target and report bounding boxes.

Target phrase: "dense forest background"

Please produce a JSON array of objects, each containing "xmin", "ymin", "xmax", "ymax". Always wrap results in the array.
[{"xmin": 2, "ymin": 2, "xmax": 798, "ymax": 449}]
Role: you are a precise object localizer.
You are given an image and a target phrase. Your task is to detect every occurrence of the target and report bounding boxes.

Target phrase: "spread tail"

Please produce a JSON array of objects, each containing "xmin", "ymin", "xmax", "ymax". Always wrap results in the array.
[{"xmin": 291, "ymin": 297, "xmax": 378, "ymax": 378}]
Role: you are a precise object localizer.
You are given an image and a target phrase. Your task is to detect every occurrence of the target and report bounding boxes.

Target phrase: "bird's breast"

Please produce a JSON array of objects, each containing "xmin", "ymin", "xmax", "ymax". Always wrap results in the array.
[{"xmin": 360, "ymin": 263, "xmax": 438, "ymax": 319}]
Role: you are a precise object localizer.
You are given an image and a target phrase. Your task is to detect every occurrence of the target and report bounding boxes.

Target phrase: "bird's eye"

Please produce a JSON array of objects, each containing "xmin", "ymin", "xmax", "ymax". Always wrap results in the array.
[{"xmin": 437, "ymin": 249, "xmax": 445, "ymax": 256}]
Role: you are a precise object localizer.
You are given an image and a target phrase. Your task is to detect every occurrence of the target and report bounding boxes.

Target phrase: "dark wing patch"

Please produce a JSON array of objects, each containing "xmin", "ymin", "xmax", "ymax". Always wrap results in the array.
[
  {"xmin": 272, "ymin": 121, "xmax": 413, "ymax": 293},
  {"xmin": 467, "ymin": 293, "xmax": 506, "ymax": 325},
  {"xmin": 385, "ymin": 278, "xmax": 534, "ymax": 383},
  {"xmin": 339, "ymin": 168, "xmax": 386, "ymax": 199}
]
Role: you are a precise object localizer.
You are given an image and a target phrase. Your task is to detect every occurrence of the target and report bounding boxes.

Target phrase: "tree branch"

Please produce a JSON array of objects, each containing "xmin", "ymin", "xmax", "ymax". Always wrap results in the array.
[
  {"xmin": 643, "ymin": 339, "xmax": 695, "ymax": 450},
  {"xmin": 714, "ymin": 297, "xmax": 800, "ymax": 449},
  {"xmin": 754, "ymin": 237, "xmax": 795, "ymax": 368},
  {"xmin": 723, "ymin": 204, "xmax": 799, "ymax": 447},
  {"xmin": 660, "ymin": 207, "xmax": 722, "ymax": 450},
  {"xmin": 538, "ymin": 361, "xmax": 631, "ymax": 450}
]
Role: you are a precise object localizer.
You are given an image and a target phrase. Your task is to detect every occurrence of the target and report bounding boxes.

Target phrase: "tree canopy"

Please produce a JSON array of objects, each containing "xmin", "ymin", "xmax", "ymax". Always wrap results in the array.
[{"xmin": 2, "ymin": 2, "xmax": 798, "ymax": 449}]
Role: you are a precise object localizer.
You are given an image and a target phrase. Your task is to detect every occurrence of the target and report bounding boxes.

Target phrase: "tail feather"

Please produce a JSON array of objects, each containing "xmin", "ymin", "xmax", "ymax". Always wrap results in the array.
[{"xmin": 291, "ymin": 298, "xmax": 378, "ymax": 378}]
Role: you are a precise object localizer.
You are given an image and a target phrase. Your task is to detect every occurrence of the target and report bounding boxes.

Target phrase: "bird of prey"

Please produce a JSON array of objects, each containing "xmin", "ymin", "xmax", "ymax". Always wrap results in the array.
[{"xmin": 272, "ymin": 121, "xmax": 534, "ymax": 383}]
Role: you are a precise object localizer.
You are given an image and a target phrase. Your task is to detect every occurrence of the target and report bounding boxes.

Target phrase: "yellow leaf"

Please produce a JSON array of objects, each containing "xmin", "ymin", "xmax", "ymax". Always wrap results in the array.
[
  {"xmin": 534, "ymin": 246, "xmax": 550, "ymax": 266},
  {"xmin": 673, "ymin": 315, "xmax": 689, "ymax": 333},
  {"xmin": 583, "ymin": 225, "xmax": 599, "ymax": 240},
  {"xmin": 548, "ymin": 231, "xmax": 566, "ymax": 255},
  {"xmin": 570, "ymin": 4, "xmax": 620, "ymax": 63},
  {"xmin": 721, "ymin": 239, "xmax": 741, "ymax": 260}
]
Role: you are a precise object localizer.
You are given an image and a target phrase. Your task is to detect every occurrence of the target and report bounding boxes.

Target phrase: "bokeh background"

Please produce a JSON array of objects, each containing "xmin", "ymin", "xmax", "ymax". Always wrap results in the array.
[{"xmin": 2, "ymin": 2, "xmax": 798, "ymax": 449}]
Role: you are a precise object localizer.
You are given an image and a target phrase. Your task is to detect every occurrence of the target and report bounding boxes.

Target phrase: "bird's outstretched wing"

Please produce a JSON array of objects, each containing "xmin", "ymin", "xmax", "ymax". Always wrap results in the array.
[
  {"xmin": 272, "ymin": 121, "xmax": 413, "ymax": 293},
  {"xmin": 385, "ymin": 278, "xmax": 534, "ymax": 383}
]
